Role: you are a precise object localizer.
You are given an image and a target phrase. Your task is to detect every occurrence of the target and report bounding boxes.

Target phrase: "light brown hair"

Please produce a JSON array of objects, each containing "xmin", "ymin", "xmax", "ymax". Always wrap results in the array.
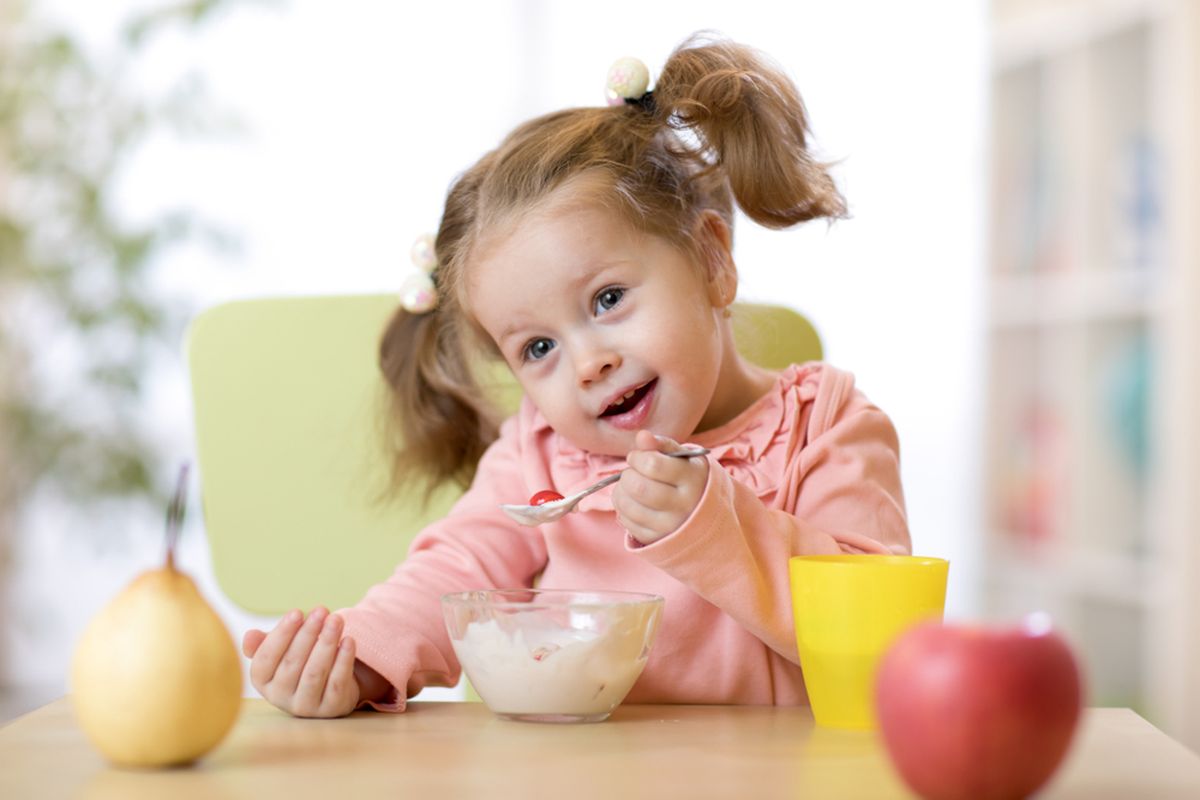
[{"xmin": 379, "ymin": 32, "xmax": 846, "ymax": 498}]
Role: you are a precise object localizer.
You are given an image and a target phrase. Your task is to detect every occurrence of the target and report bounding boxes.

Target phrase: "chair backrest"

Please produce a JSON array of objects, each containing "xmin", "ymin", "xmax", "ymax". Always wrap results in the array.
[{"xmin": 186, "ymin": 295, "xmax": 821, "ymax": 614}]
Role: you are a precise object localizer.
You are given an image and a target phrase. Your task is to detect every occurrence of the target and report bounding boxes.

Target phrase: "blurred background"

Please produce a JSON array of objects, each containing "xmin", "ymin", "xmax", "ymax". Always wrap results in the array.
[{"xmin": 1, "ymin": 0, "xmax": 1196, "ymax": 754}]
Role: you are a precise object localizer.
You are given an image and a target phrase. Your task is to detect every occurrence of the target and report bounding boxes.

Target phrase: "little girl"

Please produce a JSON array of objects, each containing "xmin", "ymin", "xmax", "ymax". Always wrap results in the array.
[{"xmin": 242, "ymin": 33, "xmax": 910, "ymax": 718}]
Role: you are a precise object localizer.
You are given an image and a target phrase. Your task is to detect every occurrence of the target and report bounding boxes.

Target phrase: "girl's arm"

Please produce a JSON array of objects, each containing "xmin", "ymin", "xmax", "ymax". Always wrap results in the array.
[
  {"xmin": 334, "ymin": 414, "xmax": 549, "ymax": 712},
  {"xmin": 629, "ymin": 376, "xmax": 910, "ymax": 664},
  {"xmin": 353, "ymin": 658, "xmax": 391, "ymax": 704}
]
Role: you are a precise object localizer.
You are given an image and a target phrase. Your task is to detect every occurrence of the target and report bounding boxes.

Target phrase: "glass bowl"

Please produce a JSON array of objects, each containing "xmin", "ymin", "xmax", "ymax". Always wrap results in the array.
[{"xmin": 441, "ymin": 589, "xmax": 664, "ymax": 723}]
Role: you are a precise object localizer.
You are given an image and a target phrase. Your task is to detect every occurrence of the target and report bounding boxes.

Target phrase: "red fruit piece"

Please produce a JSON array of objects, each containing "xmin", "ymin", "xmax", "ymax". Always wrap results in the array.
[{"xmin": 529, "ymin": 490, "xmax": 564, "ymax": 506}]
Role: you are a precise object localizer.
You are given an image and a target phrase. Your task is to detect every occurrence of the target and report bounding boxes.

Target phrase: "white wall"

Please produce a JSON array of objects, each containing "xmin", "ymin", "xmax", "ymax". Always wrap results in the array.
[{"xmin": 4, "ymin": 0, "xmax": 987, "ymax": 702}]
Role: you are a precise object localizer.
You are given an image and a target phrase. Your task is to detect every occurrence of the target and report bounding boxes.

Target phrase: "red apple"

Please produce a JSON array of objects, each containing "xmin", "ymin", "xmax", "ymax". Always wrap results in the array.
[{"xmin": 874, "ymin": 614, "xmax": 1083, "ymax": 800}]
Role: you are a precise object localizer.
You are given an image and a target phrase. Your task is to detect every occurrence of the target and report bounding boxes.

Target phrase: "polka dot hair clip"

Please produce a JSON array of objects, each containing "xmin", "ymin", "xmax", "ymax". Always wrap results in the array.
[{"xmin": 400, "ymin": 233, "xmax": 438, "ymax": 314}]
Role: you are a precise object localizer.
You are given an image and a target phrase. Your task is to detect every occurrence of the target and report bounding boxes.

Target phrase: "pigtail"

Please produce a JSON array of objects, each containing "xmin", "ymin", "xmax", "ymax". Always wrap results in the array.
[
  {"xmin": 379, "ymin": 308, "xmax": 498, "ymax": 499},
  {"xmin": 378, "ymin": 161, "xmax": 501, "ymax": 500},
  {"xmin": 653, "ymin": 34, "xmax": 847, "ymax": 227}
]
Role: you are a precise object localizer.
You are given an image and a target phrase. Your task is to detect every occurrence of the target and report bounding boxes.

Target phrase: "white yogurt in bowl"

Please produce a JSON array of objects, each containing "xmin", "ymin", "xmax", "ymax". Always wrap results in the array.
[{"xmin": 441, "ymin": 589, "xmax": 664, "ymax": 723}]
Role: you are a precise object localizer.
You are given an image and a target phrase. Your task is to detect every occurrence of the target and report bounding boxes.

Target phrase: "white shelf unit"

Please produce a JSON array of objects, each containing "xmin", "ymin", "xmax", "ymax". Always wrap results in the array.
[{"xmin": 983, "ymin": 0, "xmax": 1200, "ymax": 752}]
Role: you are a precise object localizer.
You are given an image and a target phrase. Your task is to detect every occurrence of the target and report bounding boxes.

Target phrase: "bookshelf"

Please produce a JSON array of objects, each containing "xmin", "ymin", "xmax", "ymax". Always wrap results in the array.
[{"xmin": 983, "ymin": 0, "xmax": 1200, "ymax": 751}]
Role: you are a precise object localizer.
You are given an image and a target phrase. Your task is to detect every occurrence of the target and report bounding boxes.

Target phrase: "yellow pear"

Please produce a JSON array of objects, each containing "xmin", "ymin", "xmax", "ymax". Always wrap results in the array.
[{"xmin": 71, "ymin": 465, "xmax": 242, "ymax": 767}]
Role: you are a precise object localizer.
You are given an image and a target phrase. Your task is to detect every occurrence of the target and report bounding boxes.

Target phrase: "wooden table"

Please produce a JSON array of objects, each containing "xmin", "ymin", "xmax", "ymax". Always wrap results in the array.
[{"xmin": 3, "ymin": 699, "xmax": 1200, "ymax": 798}]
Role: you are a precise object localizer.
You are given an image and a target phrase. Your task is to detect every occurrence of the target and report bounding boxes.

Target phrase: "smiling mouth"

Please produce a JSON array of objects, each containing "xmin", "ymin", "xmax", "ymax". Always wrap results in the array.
[{"xmin": 600, "ymin": 380, "xmax": 656, "ymax": 417}]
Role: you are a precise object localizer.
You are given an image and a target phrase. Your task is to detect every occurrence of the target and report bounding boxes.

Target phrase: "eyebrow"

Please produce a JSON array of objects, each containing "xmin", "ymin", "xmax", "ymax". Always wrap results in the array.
[
  {"xmin": 494, "ymin": 260, "xmax": 628, "ymax": 346},
  {"xmin": 497, "ymin": 317, "xmax": 535, "ymax": 350}
]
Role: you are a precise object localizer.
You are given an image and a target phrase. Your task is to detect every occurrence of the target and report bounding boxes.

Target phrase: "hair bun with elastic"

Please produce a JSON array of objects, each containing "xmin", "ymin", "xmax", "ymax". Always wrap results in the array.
[{"xmin": 604, "ymin": 57, "xmax": 651, "ymax": 106}]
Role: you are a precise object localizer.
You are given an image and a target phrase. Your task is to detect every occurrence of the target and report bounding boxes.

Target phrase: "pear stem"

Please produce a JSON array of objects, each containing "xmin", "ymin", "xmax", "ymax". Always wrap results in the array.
[{"xmin": 165, "ymin": 462, "xmax": 190, "ymax": 572}]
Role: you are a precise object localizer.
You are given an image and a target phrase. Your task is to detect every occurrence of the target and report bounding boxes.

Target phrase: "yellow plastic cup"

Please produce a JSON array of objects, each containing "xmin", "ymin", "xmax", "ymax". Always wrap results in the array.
[{"xmin": 789, "ymin": 555, "xmax": 948, "ymax": 729}]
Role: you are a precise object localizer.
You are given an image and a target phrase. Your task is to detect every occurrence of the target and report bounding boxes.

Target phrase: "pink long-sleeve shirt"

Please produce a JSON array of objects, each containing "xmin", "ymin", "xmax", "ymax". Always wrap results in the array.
[{"xmin": 339, "ymin": 363, "xmax": 910, "ymax": 711}]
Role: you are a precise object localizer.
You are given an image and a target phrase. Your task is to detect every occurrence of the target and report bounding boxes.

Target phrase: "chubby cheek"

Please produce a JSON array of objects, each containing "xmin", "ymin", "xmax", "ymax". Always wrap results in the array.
[
  {"xmin": 526, "ymin": 383, "xmax": 594, "ymax": 436},
  {"xmin": 664, "ymin": 312, "xmax": 721, "ymax": 366},
  {"xmin": 670, "ymin": 351, "xmax": 722, "ymax": 415},
  {"xmin": 520, "ymin": 382, "xmax": 563, "ymax": 421}
]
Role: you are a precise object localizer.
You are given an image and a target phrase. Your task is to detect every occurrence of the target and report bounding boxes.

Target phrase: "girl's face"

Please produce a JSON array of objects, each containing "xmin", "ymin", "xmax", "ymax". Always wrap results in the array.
[{"xmin": 467, "ymin": 190, "xmax": 742, "ymax": 457}]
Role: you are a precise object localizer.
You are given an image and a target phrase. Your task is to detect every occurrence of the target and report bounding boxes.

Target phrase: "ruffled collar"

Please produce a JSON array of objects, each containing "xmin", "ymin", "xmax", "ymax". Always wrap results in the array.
[{"xmin": 535, "ymin": 364, "xmax": 816, "ymax": 512}]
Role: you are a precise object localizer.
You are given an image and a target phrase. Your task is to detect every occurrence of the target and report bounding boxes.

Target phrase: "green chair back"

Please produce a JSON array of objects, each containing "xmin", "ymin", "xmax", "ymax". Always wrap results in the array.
[{"xmin": 186, "ymin": 295, "xmax": 821, "ymax": 614}]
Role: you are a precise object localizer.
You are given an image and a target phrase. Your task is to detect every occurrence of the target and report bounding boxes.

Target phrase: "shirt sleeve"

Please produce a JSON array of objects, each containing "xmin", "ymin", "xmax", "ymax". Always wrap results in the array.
[
  {"xmin": 337, "ymin": 416, "xmax": 549, "ymax": 711},
  {"xmin": 628, "ymin": 373, "xmax": 910, "ymax": 664}
]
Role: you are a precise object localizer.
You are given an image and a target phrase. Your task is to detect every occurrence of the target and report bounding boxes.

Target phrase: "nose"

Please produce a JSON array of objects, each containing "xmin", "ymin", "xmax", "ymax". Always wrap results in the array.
[{"xmin": 574, "ymin": 340, "xmax": 621, "ymax": 386}]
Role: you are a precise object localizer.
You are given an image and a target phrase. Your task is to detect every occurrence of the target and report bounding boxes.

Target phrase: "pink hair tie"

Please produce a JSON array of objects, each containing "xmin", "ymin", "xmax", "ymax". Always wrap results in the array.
[{"xmin": 400, "ymin": 233, "xmax": 438, "ymax": 314}]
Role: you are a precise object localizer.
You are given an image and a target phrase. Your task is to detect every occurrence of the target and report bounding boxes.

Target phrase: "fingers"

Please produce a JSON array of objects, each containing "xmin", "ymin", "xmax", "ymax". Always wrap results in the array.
[
  {"xmin": 248, "ymin": 609, "xmax": 304, "ymax": 691},
  {"xmin": 629, "ymin": 446, "xmax": 707, "ymax": 491},
  {"xmin": 617, "ymin": 430, "xmax": 709, "ymax": 545},
  {"xmin": 321, "ymin": 636, "xmax": 360, "ymax": 716},
  {"xmin": 619, "ymin": 467, "xmax": 679, "ymax": 509},
  {"xmin": 245, "ymin": 607, "xmax": 362, "ymax": 718},
  {"xmin": 635, "ymin": 429, "xmax": 689, "ymax": 453},
  {"xmin": 271, "ymin": 606, "xmax": 329, "ymax": 698},
  {"xmin": 615, "ymin": 500, "xmax": 682, "ymax": 542},
  {"xmin": 627, "ymin": 449, "xmax": 690, "ymax": 483},
  {"xmin": 291, "ymin": 613, "xmax": 343, "ymax": 716},
  {"xmin": 633, "ymin": 429, "xmax": 663, "ymax": 452},
  {"xmin": 242, "ymin": 628, "xmax": 267, "ymax": 658},
  {"xmin": 614, "ymin": 470, "xmax": 692, "ymax": 545}
]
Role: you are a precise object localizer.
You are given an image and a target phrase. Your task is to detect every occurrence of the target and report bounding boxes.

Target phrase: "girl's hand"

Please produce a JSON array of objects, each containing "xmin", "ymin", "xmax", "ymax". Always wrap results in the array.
[
  {"xmin": 613, "ymin": 430, "xmax": 709, "ymax": 545},
  {"xmin": 241, "ymin": 607, "xmax": 361, "ymax": 718}
]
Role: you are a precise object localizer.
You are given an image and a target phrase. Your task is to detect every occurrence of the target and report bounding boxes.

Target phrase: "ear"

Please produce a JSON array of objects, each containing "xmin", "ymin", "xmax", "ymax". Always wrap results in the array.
[{"xmin": 693, "ymin": 210, "xmax": 738, "ymax": 309}]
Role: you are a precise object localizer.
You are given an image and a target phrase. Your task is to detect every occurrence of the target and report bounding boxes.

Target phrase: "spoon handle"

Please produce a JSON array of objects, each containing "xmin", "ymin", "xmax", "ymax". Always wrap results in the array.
[
  {"xmin": 576, "ymin": 471, "xmax": 622, "ymax": 500},
  {"xmin": 664, "ymin": 446, "xmax": 709, "ymax": 458},
  {"xmin": 576, "ymin": 447, "xmax": 709, "ymax": 499}
]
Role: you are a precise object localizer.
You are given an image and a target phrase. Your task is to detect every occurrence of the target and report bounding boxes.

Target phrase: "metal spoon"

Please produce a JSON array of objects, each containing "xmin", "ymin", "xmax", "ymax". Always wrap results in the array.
[{"xmin": 500, "ymin": 447, "xmax": 710, "ymax": 527}]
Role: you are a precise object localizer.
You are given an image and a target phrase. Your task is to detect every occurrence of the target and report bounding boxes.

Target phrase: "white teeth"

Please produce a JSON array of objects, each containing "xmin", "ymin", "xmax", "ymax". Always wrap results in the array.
[{"xmin": 603, "ymin": 386, "xmax": 642, "ymax": 415}]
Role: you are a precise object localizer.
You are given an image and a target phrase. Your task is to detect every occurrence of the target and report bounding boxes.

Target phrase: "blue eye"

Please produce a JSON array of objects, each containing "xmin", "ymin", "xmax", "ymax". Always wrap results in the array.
[
  {"xmin": 523, "ymin": 338, "xmax": 556, "ymax": 362},
  {"xmin": 594, "ymin": 287, "xmax": 625, "ymax": 314}
]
